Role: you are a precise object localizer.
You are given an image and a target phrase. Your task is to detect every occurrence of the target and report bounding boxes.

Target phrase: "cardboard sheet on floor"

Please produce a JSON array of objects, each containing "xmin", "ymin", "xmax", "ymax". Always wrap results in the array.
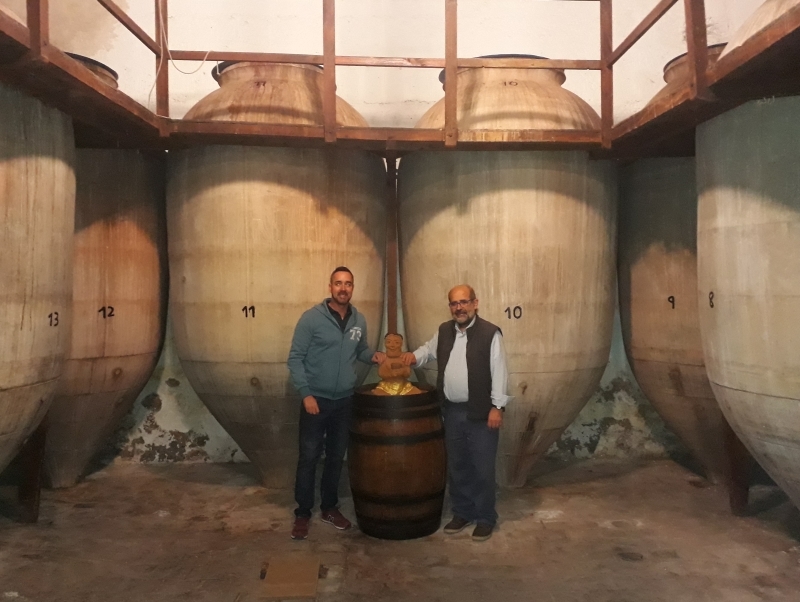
[{"xmin": 263, "ymin": 554, "xmax": 320, "ymax": 599}]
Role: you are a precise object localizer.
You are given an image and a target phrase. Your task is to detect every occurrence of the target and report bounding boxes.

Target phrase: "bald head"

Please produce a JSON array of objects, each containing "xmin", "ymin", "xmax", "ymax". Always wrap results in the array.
[{"xmin": 448, "ymin": 284, "xmax": 476, "ymax": 303}]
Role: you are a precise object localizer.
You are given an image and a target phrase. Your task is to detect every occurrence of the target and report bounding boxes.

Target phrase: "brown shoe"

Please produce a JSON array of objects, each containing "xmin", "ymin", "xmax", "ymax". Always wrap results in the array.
[
  {"xmin": 320, "ymin": 508, "xmax": 352, "ymax": 530},
  {"xmin": 443, "ymin": 516, "xmax": 472, "ymax": 534},
  {"xmin": 472, "ymin": 523, "xmax": 494, "ymax": 542},
  {"xmin": 292, "ymin": 516, "xmax": 310, "ymax": 540}
]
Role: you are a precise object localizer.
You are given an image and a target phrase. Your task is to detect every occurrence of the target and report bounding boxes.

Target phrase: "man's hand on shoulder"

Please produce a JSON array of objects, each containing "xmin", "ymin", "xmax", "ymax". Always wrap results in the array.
[
  {"xmin": 487, "ymin": 407, "xmax": 503, "ymax": 429},
  {"xmin": 303, "ymin": 396, "xmax": 320, "ymax": 415},
  {"xmin": 372, "ymin": 351, "xmax": 387, "ymax": 365},
  {"xmin": 400, "ymin": 352, "xmax": 417, "ymax": 366}
]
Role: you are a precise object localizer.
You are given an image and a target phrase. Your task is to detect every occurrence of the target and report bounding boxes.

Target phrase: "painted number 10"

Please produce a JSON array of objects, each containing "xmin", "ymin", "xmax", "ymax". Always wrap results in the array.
[{"xmin": 504, "ymin": 306, "xmax": 522, "ymax": 320}]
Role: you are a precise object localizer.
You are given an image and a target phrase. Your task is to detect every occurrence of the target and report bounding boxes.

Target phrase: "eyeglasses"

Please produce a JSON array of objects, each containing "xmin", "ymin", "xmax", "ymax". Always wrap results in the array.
[{"xmin": 448, "ymin": 299, "xmax": 474, "ymax": 309}]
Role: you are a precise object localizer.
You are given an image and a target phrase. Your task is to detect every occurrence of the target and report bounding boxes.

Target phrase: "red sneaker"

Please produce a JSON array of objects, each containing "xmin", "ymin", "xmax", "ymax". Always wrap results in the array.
[
  {"xmin": 292, "ymin": 516, "xmax": 310, "ymax": 540},
  {"xmin": 320, "ymin": 508, "xmax": 352, "ymax": 530}
]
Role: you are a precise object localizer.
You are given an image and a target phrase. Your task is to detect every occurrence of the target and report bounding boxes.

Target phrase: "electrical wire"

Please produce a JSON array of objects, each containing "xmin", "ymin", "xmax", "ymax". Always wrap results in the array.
[{"xmin": 147, "ymin": 6, "xmax": 216, "ymax": 115}]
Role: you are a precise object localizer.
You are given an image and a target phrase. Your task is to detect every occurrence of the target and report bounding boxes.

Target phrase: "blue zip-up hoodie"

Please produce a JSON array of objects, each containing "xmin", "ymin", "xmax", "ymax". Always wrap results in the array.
[{"xmin": 287, "ymin": 299, "xmax": 374, "ymax": 400}]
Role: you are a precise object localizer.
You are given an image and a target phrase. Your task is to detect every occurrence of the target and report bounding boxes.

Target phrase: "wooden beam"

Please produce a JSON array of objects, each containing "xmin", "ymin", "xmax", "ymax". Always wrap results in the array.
[
  {"xmin": 0, "ymin": 7, "xmax": 31, "ymax": 64},
  {"xmin": 26, "ymin": 0, "xmax": 48, "ymax": 54},
  {"xmin": 444, "ymin": 0, "xmax": 457, "ymax": 147},
  {"xmin": 722, "ymin": 418, "xmax": 752, "ymax": 516},
  {"xmin": 611, "ymin": 85, "xmax": 694, "ymax": 141},
  {"xmin": 338, "ymin": 127, "xmax": 443, "ymax": 143},
  {"xmin": 710, "ymin": 3, "xmax": 800, "ymax": 86},
  {"xmin": 600, "ymin": 0, "xmax": 613, "ymax": 148},
  {"xmin": 322, "ymin": 0, "xmax": 336, "ymax": 142},
  {"xmin": 458, "ymin": 129, "xmax": 601, "ymax": 144},
  {"xmin": 385, "ymin": 153, "xmax": 398, "ymax": 336},
  {"xmin": 16, "ymin": 421, "xmax": 47, "ymax": 524},
  {"xmin": 166, "ymin": 120, "xmax": 601, "ymax": 151},
  {"xmin": 154, "ymin": 0, "xmax": 169, "ymax": 117},
  {"xmin": 166, "ymin": 51, "xmax": 600, "ymax": 71},
  {"xmin": 458, "ymin": 58, "xmax": 601, "ymax": 70},
  {"xmin": 608, "ymin": 0, "xmax": 679, "ymax": 66},
  {"xmin": 683, "ymin": 0, "xmax": 709, "ymax": 98},
  {"xmin": 97, "ymin": 0, "xmax": 160, "ymax": 55}
]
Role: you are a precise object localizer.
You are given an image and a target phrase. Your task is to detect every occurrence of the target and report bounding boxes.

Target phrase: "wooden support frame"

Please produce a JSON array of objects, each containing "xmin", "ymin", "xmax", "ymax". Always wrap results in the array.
[
  {"xmin": 444, "ymin": 0, "xmax": 458, "ymax": 147},
  {"xmin": 16, "ymin": 421, "xmax": 48, "ymax": 524},
  {"xmin": 385, "ymin": 153, "xmax": 399, "ymax": 335},
  {"xmin": 154, "ymin": 0, "xmax": 169, "ymax": 118},
  {"xmin": 322, "ymin": 0, "xmax": 336, "ymax": 142},
  {"xmin": 0, "ymin": 0, "xmax": 798, "ymax": 154},
  {"xmin": 600, "ymin": 0, "xmax": 613, "ymax": 148},
  {"xmin": 25, "ymin": 0, "xmax": 48, "ymax": 54},
  {"xmin": 682, "ymin": 0, "xmax": 710, "ymax": 99}
]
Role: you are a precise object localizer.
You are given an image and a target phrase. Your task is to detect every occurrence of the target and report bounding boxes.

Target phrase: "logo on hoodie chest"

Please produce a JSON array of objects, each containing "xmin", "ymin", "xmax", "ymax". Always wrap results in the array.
[{"xmin": 348, "ymin": 326, "xmax": 363, "ymax": 341}]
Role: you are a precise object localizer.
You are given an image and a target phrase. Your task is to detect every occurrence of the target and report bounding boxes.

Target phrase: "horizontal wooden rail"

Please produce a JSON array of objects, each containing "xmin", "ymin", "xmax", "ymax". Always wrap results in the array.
[
  {"xmin": 167, "ymin": 50, "xmax": 601, "ymax": 70},
  {"xmin": 165, "ymin": 120, "xmax": 601, "ymax": 148},
  {"xmin": 607, "ymin": 0, "xmax": 679, "ymax": 66},
  {"xmin": 96, "ymin": 0, "xmax": 160, "ymax": 55}
]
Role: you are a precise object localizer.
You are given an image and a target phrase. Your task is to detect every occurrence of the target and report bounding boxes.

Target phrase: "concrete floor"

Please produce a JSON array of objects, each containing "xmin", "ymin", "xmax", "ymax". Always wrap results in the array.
[{"xmin": 1, "ymin": 459, "xmax": 800, "ymax": 602}]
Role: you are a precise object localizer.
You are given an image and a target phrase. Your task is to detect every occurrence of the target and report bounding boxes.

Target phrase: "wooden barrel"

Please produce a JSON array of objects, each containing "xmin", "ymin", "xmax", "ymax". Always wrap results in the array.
[
  {"xmin": 399, "ymin": 58, "xmax": 617, "ymax": 488},
  {"xmin": 0, "ymin": 84, "xmax": 75, "ymax": 473},
  {"xmin": 44, "ymin": 148, "xmax": 168, "ymax": 488},
  {"xmin": 169, "ymin": 62, "xmax": 386, "ymax": 488},
  {"xmin": 696, "ymin": 97, "xmax": 800, "ymax": 507},
  {"xmin": 349, "ymin": 386, "xmax": 445, "ymax": 540},
  {"xmin": 619, "ymin": 158, "xmax": 728, "ymax": 482},
  {"xmin": 720, "ymin": 0, "xmax": 800, "ymax": 58}
]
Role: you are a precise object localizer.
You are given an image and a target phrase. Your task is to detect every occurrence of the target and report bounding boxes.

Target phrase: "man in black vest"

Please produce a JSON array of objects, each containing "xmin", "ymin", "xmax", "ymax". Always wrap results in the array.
[{"xmin": 401, "ymin": 284, "xmax": 511, "ymax": 541}]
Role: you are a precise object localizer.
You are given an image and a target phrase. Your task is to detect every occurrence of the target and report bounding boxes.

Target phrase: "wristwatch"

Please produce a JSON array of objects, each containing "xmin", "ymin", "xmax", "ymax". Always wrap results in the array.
[{"xmin": 492, "ymin": 405, "xmax": 505, "ymax": 412}]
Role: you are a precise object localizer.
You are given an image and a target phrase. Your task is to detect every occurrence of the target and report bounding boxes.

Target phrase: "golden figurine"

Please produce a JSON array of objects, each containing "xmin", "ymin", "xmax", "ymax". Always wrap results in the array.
[{"xmin": 371, "ymin": 333, "xmax": 423, "ymax": 396}]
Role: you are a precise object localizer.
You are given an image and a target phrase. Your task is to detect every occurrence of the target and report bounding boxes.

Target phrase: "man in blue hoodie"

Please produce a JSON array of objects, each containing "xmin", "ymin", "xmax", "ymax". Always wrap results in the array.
[{"xmin": 287, "ymin": 266, "xmax": 384, "ymax": 540}]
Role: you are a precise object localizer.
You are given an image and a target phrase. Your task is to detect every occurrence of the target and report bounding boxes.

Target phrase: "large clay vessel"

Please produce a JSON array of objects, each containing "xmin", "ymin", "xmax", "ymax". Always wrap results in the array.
[
  {"xmin": 44, "ymin": 149, "xmax": 167, "ymax": 487},
  {"xmin": 619, "ymin": 159, "xmax": 729, "ymax": 482},
  {"xmin": 720, "ymin": 0, "xmax": 800, "ymax": 58},
  {"xmin": 169, "ymin": 62, "xmax": 386, "ymax": 488},
  {"xmin": 617, "ymin": 48, "xmax": 730, "ymax": 483},
  {"xmin": 696, "ymin": 97, "xmax": 800, "ymax": 507},
  {"xmin": 0, "ymin": 84, "xmax": 75, "ymax": 472},
  {"xmin": 399, "ymin": 58, "xmax": 617, "ymax": 488},
  {"xmin": 43, "ymin": 57, "xmax": 168, "ymax": 488}
]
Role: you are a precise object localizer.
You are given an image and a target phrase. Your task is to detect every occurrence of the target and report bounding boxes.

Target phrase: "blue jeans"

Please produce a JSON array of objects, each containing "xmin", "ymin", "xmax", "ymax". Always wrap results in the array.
[
  {"xmin": 294, "ymin": 395, "xmax": 353, "ymax": 518},
  {"xmin": 445, "ymin": 402, "xmax": 499, "ymax": 526}
]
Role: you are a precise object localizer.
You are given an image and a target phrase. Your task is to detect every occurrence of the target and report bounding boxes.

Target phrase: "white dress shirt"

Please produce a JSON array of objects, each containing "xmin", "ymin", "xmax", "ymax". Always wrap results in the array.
[{"xmin": 412, "ymin": 316, "xmax": 512, "ymax": 408}]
